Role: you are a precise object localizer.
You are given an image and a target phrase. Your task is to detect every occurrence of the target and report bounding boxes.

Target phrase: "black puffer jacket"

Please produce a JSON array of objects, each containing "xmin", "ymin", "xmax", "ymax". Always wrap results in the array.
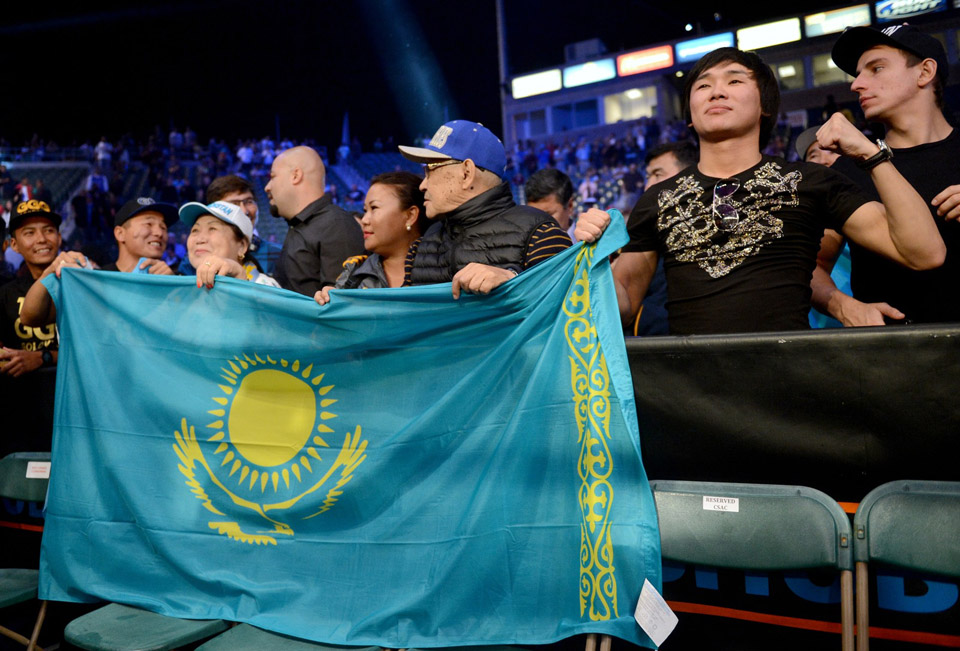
[{"xmin": 409, "ymin": 183, "xmax": 552, "ymax": 285}]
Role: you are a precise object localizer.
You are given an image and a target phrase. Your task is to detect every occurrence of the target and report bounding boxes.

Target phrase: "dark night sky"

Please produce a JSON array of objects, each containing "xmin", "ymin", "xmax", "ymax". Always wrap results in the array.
[{"xmin": 2, "ymin": 1, "xmax": 842, "ymax": 149}]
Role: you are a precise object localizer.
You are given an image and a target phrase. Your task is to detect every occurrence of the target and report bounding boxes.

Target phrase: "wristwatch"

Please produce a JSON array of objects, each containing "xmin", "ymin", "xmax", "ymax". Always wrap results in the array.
[
  {"xmin": 41, "ymin": 350, "xmax": 53, "ymax": 367},
  {"xmin": 857, "ymin": 139, "xmax": 893, "ymax": 170}
]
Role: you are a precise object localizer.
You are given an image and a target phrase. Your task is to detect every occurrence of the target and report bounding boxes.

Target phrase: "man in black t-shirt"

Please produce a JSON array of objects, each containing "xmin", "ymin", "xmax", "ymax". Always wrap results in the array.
[
  {"xmin": 573, "ymin": 47, "xmax": 945, "ymax": 335},
  {"xmin": 812, "ymin": 24, "xmax": 960, "ymax": 326}
]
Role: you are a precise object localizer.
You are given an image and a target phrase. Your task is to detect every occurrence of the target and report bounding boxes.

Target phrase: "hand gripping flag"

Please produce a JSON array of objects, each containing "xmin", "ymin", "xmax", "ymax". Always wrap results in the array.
[{"xmin": 39, "ymin": 214, "xmax": 661, "ymax": 647}]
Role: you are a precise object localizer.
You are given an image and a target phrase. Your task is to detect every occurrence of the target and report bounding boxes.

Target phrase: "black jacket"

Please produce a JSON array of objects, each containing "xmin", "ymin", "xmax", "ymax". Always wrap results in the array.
[
  {"xmin": 410, "ymin": 183, "xmax": 552, "ymax": 285},
  {"xmin": 274, "ymin": 195, "xmax": 364, "ymax": 296}
]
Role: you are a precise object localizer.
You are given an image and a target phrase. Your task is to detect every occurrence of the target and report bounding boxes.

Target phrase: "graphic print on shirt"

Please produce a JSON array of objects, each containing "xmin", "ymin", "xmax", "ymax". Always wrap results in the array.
[{"xmin": 657, "ymin": 162, "xmax": 801, "ymax": 278}]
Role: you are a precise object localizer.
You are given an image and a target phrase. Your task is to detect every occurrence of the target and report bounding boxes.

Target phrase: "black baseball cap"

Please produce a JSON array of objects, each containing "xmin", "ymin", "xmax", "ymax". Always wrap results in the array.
[
  {"xmin": 832, "ymin": 24, "xmax": 948, "ymax": 84},
  {"xmin": 9, "ymin": 199, "xmax": 62, "ymax": 232},
  {"xmin": 114, "ymin": 197, "xmax": 179, "ymax": 227}
]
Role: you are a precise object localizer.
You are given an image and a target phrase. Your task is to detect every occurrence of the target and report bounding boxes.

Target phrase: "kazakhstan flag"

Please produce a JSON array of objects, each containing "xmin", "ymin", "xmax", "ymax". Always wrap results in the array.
[{"xmin": 39, "ymin": 216, "xmax": 661, "ymax": 647}]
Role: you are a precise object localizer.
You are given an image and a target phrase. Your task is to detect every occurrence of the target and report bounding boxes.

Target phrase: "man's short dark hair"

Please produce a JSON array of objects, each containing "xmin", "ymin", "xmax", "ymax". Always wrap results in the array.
[
  {"xmin": 682, "ymin": 47, "xmax": 781, "ymax": 148},
  {"xmin": 903, "ymin": 51, "xmax": 945, "ymax": 109},
  {"xmin": 524, "ymin": 168, "xmax": 573, "ymax": 205},
  {"xmin": 645, "ymin": 141, "xmax": 699, "ymax": 169},
  {"xmin": 206, "ymin": 175, "xmax": 255, "ymax": 203}
]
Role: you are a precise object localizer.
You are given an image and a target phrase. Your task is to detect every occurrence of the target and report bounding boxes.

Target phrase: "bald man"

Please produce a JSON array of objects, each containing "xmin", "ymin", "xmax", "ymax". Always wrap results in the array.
[{"xmin": 265, "ymin": 146, "xmax": 364, "ymax": 295}]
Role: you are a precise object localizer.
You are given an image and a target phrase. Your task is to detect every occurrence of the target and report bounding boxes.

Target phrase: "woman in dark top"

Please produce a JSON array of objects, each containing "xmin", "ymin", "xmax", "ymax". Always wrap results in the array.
[{"xmin": 315, "ymin": 171, "xmax": 427, "ymax": 304}]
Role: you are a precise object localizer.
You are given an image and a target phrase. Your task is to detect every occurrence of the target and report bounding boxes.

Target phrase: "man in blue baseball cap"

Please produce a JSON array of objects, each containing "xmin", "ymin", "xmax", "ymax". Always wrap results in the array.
[{"xmin": 399, "ymin": 120, "xmax": 570, "ymax": 298}]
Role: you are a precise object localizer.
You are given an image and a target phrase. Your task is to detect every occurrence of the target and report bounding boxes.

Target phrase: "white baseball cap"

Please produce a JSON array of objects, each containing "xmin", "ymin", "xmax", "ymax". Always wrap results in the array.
[{"xmin": 179, "ymin": 201, "xmax": 253, "ymax": 240}]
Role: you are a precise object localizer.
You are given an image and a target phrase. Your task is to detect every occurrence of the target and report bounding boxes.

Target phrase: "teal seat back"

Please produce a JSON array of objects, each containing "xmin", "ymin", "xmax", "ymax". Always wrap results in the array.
[
  {"xmin": 854, "ymin": 480, "xmax": 960, "ymax": 578},
  {"xmin": 0, "ymin": 452, "xmax": 51, "ymax": 502},
  {"xmin": 651, "ymin": 480, "xmax": 852, "ymax": 572}
]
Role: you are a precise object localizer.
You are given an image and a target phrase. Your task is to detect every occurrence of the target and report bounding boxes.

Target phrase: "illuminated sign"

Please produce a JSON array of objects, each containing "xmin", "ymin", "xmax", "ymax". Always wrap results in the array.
[
  {"xmin": 617, "ymin": 45, "xmax": 674, "ymax": 76},
  {"xmin": 737, "ymin": 18, "xmax": 802, "ymax": 50},
  {"xmin": 675, "ymin": 33, "xmax": 735, "ymax": 63},
  {"xmin": 804, "ymin": 5, "xmax": 871, "ymax": 37},
  {"xmin": 511, "ymin": 69, "xmax": 562, "ymax": 99},
  {"xmin": 563, "ymin": 58, "xmax": 617, "ymax": 88},
  {"xmin": 876, "ymin": 0, "xmax": 946, "ymax": 21}
]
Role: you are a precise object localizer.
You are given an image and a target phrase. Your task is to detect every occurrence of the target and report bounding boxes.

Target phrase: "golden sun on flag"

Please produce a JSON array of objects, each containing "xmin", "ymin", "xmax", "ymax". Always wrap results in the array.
[{"xmin": 207, "ymin": 354, "xmax": 338, "ymax": 493}]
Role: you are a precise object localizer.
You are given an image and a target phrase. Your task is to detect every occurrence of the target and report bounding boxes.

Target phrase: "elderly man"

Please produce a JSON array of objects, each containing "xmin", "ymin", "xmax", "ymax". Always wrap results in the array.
[
  {"xmin": 265, "ymin": 146, "xmax": 364, "ymax": 296},
  {"xmin": 399, "ymin": 120, "xmax": 570, "ymax": 298},
  {"xmin": 104, "ymin": 197, "xmax": 180, "ymax": 274},
  {"xmin": 812, "ymin": 24, "xmax": 960, "ymax": 326},
  {"xmin": 575, "ymin": 47, "xmax": 944, "ymax": 335}
]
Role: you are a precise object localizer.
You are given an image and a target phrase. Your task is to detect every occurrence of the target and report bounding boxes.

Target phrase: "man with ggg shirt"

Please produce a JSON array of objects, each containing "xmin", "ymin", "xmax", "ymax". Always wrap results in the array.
[{"xmin": 0, "ymin": 200, "xmax": 62, "ymax": 377}]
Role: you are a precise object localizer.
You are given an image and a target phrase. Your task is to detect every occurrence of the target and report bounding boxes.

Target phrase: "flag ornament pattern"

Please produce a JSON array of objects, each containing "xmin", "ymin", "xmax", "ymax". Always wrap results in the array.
[{"xmin": 566, "ymin": 244, "xmax": 618, "ymax": 621}]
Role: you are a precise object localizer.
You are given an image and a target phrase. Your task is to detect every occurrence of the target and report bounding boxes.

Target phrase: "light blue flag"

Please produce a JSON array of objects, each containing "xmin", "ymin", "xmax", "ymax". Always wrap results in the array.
[{"xmin": 39, "ymin": 215, "xmax": 661, "ymax": 647}]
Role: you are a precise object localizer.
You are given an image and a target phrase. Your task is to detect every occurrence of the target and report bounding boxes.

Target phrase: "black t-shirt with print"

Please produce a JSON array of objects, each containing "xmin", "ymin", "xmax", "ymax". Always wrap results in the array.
[
  {"xmin": 0, "ymin": 273, "xmax": 57, "ymax": 352},
  {"xmin": 832, "ymin": 129, "xmax": 960, "ymax": 324},
  {"xmin": 625, "ymin": 156, "xmax": 869, "ymax": 335}
]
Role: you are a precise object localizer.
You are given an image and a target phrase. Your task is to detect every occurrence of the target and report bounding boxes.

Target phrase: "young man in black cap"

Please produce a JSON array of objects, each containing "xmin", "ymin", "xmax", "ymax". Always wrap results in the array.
[
  {"xmin": 813, "ymin": 24, "xmax": 959, "ymax": 326},
  {"xmin": 105, "ymin": 197, "xmax": 180, "ymax": 273},
  {"xmin": 0, "ymin": 200, "xmax": 62, "ymax": 377}
]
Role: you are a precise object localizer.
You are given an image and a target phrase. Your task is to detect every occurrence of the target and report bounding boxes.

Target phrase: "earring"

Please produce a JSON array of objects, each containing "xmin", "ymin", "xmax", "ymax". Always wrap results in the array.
[{"xmin": 406, "ymin": 224, "xmax": 411, "ymax": 231}]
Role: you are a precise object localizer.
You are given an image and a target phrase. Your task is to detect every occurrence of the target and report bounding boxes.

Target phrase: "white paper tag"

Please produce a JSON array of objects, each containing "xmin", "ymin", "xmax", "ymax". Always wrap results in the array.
[
  {"xmin": 634, "ymin": 578, "xmax": 678, "ymax": 647},
  {"xmin": 25, "ymin": 461, "xmax": 51, "ymax": 479},
  {"xmin": 702, "ymin": 495, "xmax": 739, "ymax": 512}
]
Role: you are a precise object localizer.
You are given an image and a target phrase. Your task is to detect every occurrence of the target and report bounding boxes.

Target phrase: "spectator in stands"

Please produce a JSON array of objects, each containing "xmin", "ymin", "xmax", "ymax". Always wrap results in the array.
[
  {"xmin": 86, "ymin": 167, "xmax": 108, "ymax": 194},
  {"xmin": 399, "ymin": 120, "xmax": 570, "ymax": 298},
  {"xmin": 95, "ymin": 136, "xmax": 113, "ymax": 167},
  {"xmin": 794, "ymin": 126, "xmax": 840, "ymax": 167},
  {"xmin": 524, "ymin": 168, "xmax": 576, "ymax": 241},
  {"xmin": 346, "ymin": 184, "xmax": 364, "ymax": 202},
  {"xmin": 315, "ymin": 171, "xmax": 427, "ymax": 304},
  {"xmin": 0, "ymin": 166, "xmax": 12, "ymax": 200},
  {"xmin": 812, "ymin": 24, "xmax": 960, "ymax": 326},
  {"xmin": 15, "ymin": 178, "xmax": 33, "ymax": 202},
  {"xmin": 180, "ymin": 200, "xmax": 279, "ymax": 288},
  {"xmin": 575, "ymin": 47, "xmax": 944, "ymax": 335},
  {"xmin": 265, "ymin": 146, "xmax": 364, "ymax": 296},
  {"xmin": 33, "ymin": 178, "xmax": 52, "ymax": 205},
  {"xmin": 0, "ymin": 201, "xmax": 62, "ymax": 377},
  {"xmin": 103, "ymin": 197, "xmax": 180, "ymax": 273}
]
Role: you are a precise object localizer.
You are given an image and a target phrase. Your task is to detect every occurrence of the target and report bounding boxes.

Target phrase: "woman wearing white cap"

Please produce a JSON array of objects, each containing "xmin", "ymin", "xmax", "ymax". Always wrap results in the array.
[{"xmin": 179, "ymin": 200, "xmax": 280, "ymax": 289}]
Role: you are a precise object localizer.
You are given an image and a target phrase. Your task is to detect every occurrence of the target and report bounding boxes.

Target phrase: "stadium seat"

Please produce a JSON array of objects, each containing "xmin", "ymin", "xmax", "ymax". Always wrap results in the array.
[
  {"xmin": 853, "ymin": 480, "xmax": 960, "ymax": 651},
  {"xmin": 64, "ymin": 602, "xmax": 228, "ymax": 651},
  {"xmin": 0, "ymin": 452, "xmax": 51, "ymax": 650},
  {"xmin": 197, "ymin": 623, "xmax": 381, "ymax": 650},
  {"xmin": 650, "ymin": 480, "xmax": 854, "ymax": 651}
]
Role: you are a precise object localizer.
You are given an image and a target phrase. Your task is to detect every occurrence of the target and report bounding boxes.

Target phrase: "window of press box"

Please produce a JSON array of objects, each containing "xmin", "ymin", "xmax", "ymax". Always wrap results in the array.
[
  {"xmin": 773, "ymin": 60, "xmax": 805, "ymax": 91},
  {"xmin": 812, "ymin": 53, "xmax": 850, "ymax": 87},
  {"xmin": 603, "ymin": 87, "xmax": 657, "ymax": 124},
  {"xmin": 513, "ymin": 109, "xmax": 548, "ymax": 139}
]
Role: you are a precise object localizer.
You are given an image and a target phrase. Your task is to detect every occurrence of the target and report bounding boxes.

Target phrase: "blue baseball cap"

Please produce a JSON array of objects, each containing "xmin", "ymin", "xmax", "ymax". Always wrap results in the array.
[{"xmin": 399, "ymin": 120, "xmax": 507, "ymax": 177}]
